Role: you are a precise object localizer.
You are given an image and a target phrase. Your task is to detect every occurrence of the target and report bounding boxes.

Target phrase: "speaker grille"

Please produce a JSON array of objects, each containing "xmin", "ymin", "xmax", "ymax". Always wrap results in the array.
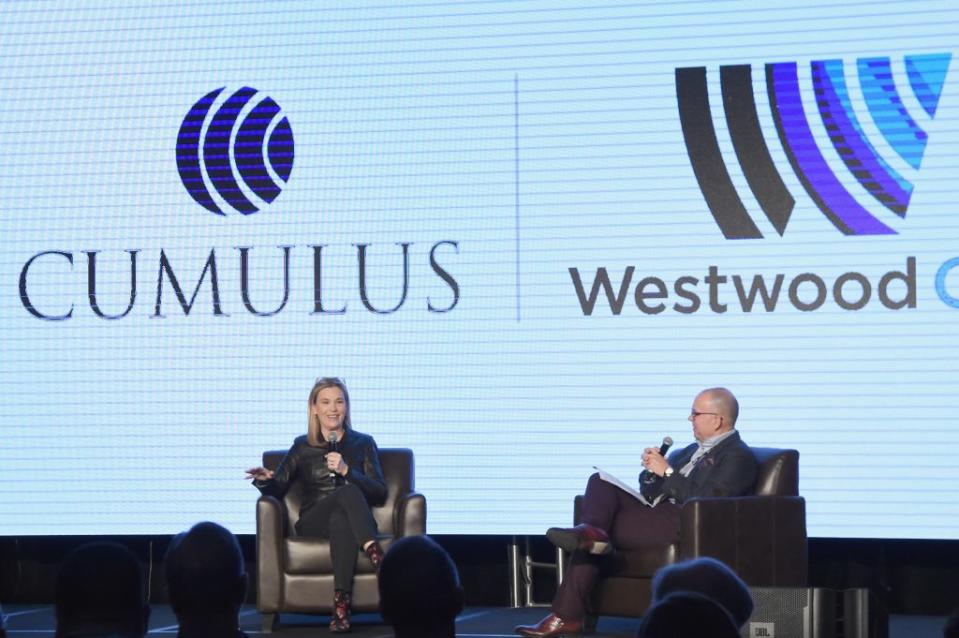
[{"xmin": 744, "ymin": 587, "xmax": 813, "ymax": 638}]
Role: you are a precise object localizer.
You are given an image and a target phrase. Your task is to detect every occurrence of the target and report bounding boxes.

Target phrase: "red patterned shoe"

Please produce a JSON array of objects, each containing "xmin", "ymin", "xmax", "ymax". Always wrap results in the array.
[
  {"xmin": 364, "ymin": 540, "xmax": 385, "ymax": 573},
  {"xmin": 330, "ymin": 589, "xmax": 352, "ymax": 633}
]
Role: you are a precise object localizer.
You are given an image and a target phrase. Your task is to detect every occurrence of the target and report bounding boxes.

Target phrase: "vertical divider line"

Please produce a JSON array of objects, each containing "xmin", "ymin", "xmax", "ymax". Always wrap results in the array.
[{"xmin": 514, "ymin": 74, "xmax": 521, "ymax": 323}]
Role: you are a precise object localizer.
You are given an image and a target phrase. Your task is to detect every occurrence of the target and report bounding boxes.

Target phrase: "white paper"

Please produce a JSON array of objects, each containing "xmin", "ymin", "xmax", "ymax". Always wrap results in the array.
[{"xmin": 593, "ymin": 466, "xmax": 665, "ymax": 507}]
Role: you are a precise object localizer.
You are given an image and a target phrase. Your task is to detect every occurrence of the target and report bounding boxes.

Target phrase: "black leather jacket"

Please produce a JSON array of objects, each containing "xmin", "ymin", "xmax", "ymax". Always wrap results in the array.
[{"xmin": 255, "ymin": 429, "xmax": 387, "ymax": 514}]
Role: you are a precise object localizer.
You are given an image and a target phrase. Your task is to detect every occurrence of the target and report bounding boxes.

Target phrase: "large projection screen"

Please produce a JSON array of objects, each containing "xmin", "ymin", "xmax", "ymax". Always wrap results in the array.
[{"xmin": 2, "ymin": 1, "xmax": 957, "ymax": 537}]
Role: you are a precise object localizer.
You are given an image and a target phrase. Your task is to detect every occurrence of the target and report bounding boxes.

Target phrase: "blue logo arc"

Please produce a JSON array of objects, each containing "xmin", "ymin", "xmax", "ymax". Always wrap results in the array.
[{"xmin": 176, "ymin": 86, "xmax": 294, "ymax": 215}]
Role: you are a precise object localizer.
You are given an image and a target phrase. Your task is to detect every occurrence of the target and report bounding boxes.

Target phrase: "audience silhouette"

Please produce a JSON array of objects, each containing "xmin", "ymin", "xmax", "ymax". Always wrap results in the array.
[
  {"xmin": 651, "ymin": 557, "xmax": 753, "ymax": 629},
  {"xmin": 944, "ymin": 608, "xmax": 959, "ymax": 638},
  {"xmin": 37, "ymin": 522, "xmax": 956, "ymax": 637},
  {"xmin": 165, "ymin": 521, "xmax": 249, "ymax": 638},
  {"xmin": 379, "ymin": 535, "xmax": 464, "ymax": 638},
  {"xmin": 636, "ymin": 591, "xmax": 740, "ymax": 638},
  {"xmin": 55, "ymin": 542, "xmax": 149, "ymax": 638}
]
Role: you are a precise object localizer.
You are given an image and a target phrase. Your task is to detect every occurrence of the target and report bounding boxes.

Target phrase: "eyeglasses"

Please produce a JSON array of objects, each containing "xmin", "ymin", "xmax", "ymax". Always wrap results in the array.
[{"xmin": 690, "ymin": 410, "xmax": 720, "ymax": 419}]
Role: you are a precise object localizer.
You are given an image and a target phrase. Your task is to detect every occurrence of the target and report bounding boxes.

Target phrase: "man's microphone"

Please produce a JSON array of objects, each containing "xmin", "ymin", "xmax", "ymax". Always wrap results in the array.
[
  {"xmin": 641, "ymin": 436, "xmax": 674, "ymax": 484},
  {"xmin": 658, "ymin": 436, "xmax": 674, "ymax": 457},
  {"xmin": 327, "ymin": 432, "xmax": 338, "ymax": 479}
]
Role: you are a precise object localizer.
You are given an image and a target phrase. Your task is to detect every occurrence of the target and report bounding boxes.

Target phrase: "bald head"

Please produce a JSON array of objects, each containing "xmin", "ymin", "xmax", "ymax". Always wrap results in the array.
[{"xmin": 700, "ymin": 387, "xmax": 739, "ymax": 428}]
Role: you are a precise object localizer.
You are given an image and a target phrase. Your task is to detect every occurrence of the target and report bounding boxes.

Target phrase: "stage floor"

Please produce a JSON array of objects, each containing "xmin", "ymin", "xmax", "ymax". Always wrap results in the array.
[{"xmin": 1, "ymin": 604, "xmax": 947, "ymax": 637}]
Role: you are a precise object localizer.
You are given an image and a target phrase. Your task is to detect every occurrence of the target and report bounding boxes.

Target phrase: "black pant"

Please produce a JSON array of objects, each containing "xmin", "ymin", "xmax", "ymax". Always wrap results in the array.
[{"xmin": 295, "ymin": 483, "xmax": 378, "ymax": 592}]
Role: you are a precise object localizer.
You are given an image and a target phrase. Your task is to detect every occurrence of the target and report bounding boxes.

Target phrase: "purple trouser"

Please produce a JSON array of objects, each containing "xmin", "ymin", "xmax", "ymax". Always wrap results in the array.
[{"xmin": 551, "ymin": 473, "xmax": 680, "ymax": 620}]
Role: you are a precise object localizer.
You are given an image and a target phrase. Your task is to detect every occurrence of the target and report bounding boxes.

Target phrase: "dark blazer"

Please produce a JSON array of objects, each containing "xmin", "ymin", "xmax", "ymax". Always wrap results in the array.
[
  {"xmin": 254, "ymin": 429, "xmax": 387, "ymax": 513},
  {"xmin": 643, "ymin": 430, "xmax": 757, "ymax": 503}
]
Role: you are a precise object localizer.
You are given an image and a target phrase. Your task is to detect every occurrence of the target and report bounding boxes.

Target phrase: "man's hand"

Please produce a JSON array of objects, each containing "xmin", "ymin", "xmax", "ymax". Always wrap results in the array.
[{"xmin": 641, "ymin": 447, "xmax": 670, "ymax": 477}]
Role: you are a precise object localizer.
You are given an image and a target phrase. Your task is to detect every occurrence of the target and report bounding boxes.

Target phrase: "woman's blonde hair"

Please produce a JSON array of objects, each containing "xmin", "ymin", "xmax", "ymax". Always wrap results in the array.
[{"xmin": 307, "ymin": 377, "xmax": 352, "ymax": 446}]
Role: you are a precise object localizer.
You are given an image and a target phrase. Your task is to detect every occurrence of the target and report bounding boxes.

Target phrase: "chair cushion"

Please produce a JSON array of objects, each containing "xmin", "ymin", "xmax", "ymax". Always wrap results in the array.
[
  {"xmin": 285, "ymin": 538, "xmax": 331, "ymax": 573},
  {"xmin": 600, "ymin": 542, "xmax": 678, "ymax": 578},
  {"xmin": 284, "ymin": 536, "xmax": 396, "ymax": 574}
]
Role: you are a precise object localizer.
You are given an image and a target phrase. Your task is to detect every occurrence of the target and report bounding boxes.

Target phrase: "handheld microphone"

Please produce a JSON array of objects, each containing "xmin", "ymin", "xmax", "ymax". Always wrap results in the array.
[
  {"xmin": 327, "ymin": 432, "xmax": 338, "ymax": 479},
  {"xmin": 658, "ymin": 436, "xmax": 674, "ymax": 457},
  {"xmin": 641, "ymin": 436, "xmax": 674, "ymax": 485}
]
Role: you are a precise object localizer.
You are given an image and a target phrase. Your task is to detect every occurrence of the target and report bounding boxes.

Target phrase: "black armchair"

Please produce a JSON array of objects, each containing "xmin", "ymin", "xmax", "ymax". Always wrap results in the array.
[
  {"xmin": 256, "ymin": 447, "xmax": 425, "ymax": 632},
  {"xmin": 573, "ymin": 447, "xmax": 807, "ymax": 621}
]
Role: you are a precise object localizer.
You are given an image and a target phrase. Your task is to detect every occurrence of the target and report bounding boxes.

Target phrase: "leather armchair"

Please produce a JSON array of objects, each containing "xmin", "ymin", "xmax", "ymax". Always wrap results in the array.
[
  {"xmin": 573, "ymin": 447, "xmax": 806, "ymax": 622},
  {"xmin": 256, "ymin": 447, "xmax": 425, "ymax": 632}
]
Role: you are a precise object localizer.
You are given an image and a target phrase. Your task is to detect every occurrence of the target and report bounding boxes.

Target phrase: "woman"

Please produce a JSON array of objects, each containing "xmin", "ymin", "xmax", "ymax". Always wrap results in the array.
[{"xmin": 246, "ymin": 377, "xmax": 387, "ymax": 633}]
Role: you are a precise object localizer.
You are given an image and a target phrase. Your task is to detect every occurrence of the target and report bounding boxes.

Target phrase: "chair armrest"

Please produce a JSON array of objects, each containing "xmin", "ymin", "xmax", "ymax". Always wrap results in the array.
[
  {"xmin": 574, "ymin": 494, "xmax": 584, "ymax": 524},
  {"xmin": 679, "ymin": 495, "xmax": 807, "ymax": 586},
  {"xmin": 256, "ymin": 495, "xmax": 286, "ymax": 612},
  {"xmin": 394, "ymin": 491, "xmax": 426, "ymax": 536}
]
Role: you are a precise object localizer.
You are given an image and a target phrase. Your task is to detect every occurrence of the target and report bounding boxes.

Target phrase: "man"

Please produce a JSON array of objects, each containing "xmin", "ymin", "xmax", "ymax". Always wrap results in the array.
[
  {"xmin": 165, "ymin": 522, "xmax": 249, "ymax": 638},
  {"xmin": 636, "ymin": 592, "xmax": 740, "ymax": 638},
  {"xmin": 651, "ymin": 557, "xmax": 753, "ymax": 629},
  {"xmin": 379, "ymin": 535, "xmax": 464, "ymax": 638},
  {"xmin": 55, "ymin": 542, "xmax": 150, "ymax": 638},
  {"xmin": 515, "ymin": 387, "xmax": 758, "ymax": 637}
]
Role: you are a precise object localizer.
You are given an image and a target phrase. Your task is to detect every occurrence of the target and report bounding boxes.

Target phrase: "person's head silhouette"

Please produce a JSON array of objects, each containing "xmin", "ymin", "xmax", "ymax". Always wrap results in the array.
[
  {"xmin": 56, "ymin": 542, "xmax": 149, "ymax": 638},
  {"xmin": 165, "ymin": 521, "xmax": 248, "ymax": 638},
  {"xmin": 379, "ymin": 535, "xmax": 463, "ymax": 638}
]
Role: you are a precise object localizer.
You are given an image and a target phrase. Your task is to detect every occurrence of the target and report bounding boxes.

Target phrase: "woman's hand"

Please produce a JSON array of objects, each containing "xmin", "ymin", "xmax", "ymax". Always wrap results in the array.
[
  {"xmin": 325, "ymin": 452, "xmax": 349, "ymax": 476},
  {"xmin": 245, "ymin": 466, "xmax": 274, "ymax": 481}
]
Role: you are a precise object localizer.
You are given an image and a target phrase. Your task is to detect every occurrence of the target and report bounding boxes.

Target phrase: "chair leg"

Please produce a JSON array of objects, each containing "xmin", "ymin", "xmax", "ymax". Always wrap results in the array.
[
  {"xmin": 583, "ymin": 614, "xmax": 598, "ymax": 635},
  {"xmin": 261, "ymin": 612, "xmax": 277, "ymax": 633}
]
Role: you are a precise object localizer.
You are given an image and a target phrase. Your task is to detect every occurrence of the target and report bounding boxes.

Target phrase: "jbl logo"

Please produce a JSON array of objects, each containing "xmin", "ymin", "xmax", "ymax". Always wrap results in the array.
[{"xmin": 749, "ymin": 622, "xmax": 775, "ymax": 637}]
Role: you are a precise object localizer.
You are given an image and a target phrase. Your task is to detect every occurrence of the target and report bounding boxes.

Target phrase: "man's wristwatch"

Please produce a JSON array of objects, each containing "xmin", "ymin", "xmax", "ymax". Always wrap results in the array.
[{"xmin": 663, "ymin": 467, "xmax": 674, "ymax": 478}]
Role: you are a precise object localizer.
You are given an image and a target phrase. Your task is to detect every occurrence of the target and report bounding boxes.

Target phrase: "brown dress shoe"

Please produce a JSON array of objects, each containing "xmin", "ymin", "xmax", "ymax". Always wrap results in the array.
[
  {"xmin": 515, "ymin": 613, "xmax": 583, "ymax": 637},
  {"xmin": 546, "ymin": 524, "xmax": 613, "ymax": 555}
]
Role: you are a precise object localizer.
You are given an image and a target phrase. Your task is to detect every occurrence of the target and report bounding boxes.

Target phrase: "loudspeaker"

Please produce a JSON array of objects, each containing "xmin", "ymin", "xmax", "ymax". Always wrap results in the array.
[
  {"xmin": 743, "ymin": 587, "xmax": 835, "ymax": 638},
  {"xmin": 842, "ymin": 588, "xmax": 888, "ymax": 638},
  {"xmin": 742, "ymin": 587, "xmax": 887, "ymax": 638}
]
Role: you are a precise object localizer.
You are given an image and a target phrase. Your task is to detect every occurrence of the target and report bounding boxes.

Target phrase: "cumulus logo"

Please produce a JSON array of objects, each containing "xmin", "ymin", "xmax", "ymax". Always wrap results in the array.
[
  {"xmin": 676, "ymin": 53, "xmax": 951, "ymax": 239},
  {"xmin": 176, "ymin": 87, "xmax": 294, "ymax": 215}
]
